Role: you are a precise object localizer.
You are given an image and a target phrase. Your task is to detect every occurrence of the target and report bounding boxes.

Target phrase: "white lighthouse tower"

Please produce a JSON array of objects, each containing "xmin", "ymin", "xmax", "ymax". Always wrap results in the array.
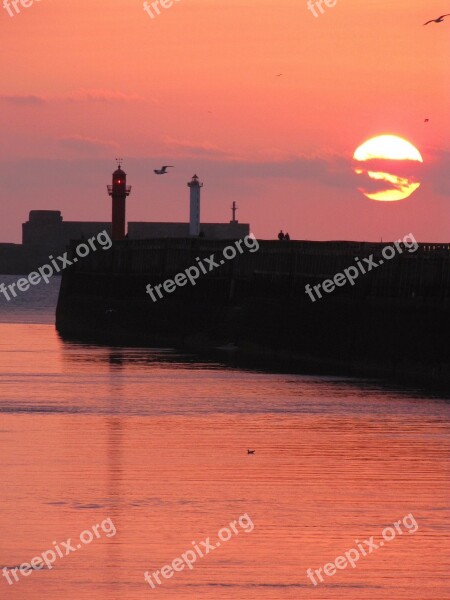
[{"xmin": 187, "ymin": 174, "xmax": 203, "ymax": 236}]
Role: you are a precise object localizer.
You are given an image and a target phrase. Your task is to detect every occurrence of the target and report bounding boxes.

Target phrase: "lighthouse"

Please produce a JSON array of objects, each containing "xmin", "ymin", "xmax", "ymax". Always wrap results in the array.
[
  {"xmin": 187, "ymin": 174, "xmax": 203, "ymax": 236},
  {"xmin": 107, "ymin": 160, "xmax": 132, "ymax": 240}
]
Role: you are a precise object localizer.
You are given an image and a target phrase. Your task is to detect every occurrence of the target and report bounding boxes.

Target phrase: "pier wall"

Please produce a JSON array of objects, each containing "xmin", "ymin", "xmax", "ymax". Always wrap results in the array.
[{"xmin": 56, "ymin": 239, "xmax": 450, "ymax": 387}]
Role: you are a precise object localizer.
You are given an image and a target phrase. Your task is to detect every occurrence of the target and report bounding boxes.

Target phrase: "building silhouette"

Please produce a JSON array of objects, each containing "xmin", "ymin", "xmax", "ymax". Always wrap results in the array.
[{"xmin": 0, "ymin": 168, "xmax": 250, "ymax": 273}]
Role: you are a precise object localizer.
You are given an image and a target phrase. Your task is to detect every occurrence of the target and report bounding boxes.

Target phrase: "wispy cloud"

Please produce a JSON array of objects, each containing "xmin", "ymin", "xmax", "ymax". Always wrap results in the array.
[
  {"xmin": 64, "ymin": 89, "xmax": 145, "ymax": 103},
  {"xmin": 205, "ymin": 151, "xmax": 448, "ymax": 197},
  {"xmin": 163, "ymin": 136, "xmax": 232, "ymax": 158},
  {"xmin": 0, "ymin": 89, "xmax": 145, "ymax": 106},
  {"xmin": 58, "ymin": 135, "xmax": 119, "ymax": 155},
  {"xmin": 425, "ymin": 148, "xmax": 450, "ymax": 196},
  {"xmin": 210, "ymin": 154, "xmax": 356, "ymax": 188},
  {"xmin": 0, "ymin": 95, "xmax": 46, "ymax": 105}
]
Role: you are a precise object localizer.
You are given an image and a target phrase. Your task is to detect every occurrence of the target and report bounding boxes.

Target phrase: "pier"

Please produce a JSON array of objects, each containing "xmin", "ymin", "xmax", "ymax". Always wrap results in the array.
[{"xmin": 56, "ymin": 238, "xmax": 450, "ymax": 387}]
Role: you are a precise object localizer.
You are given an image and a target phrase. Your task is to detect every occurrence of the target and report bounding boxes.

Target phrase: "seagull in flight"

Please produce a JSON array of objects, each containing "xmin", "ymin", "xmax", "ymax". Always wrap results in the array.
[
  {"xmin": 154, "ymin": 165, "xmax": 174, "ymax": 175},
  {"xmin": 276, "ymin": 74, "xmax": 283, "ymax": 77},
  {"xmin": 423, "ymin": 14, "xmax": 450, "ymax": 25}
]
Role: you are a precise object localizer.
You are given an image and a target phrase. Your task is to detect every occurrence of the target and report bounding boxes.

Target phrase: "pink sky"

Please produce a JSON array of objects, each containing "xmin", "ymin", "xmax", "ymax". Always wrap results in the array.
[{"xmin": 0, "ymin": 0, "xmax": 449, "ymax": 242}]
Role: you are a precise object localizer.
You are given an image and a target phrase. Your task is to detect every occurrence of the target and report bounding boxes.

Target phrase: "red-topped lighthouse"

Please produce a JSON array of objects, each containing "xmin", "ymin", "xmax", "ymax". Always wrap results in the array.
[{"xmin": 107, "ymin": 160, "xmax": 132, "ymax": 240}]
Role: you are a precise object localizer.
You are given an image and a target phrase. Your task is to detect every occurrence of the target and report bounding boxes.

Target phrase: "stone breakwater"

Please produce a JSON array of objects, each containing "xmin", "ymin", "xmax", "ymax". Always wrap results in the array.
[{"xmin": 56, "ymin": 238, "xmax": 450, "ymax": 388}]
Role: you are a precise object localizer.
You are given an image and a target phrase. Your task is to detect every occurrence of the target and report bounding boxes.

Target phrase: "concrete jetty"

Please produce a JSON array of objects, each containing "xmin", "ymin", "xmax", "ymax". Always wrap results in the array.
[{"xmin": 56, "ymin": 238, "xmax": 450, "ymax": 388}]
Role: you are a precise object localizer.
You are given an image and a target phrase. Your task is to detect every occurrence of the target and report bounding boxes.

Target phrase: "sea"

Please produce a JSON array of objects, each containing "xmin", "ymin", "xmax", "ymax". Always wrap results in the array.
[{"xmin": 0, "ymin": 274, "xmax": 449, "ymax": 599}]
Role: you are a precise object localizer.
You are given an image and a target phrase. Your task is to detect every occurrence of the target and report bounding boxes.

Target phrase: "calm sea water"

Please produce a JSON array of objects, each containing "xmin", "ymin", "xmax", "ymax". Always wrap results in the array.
[{"xmin": 0, "ymin": 275, "xmax": 449, "ymax": 599}]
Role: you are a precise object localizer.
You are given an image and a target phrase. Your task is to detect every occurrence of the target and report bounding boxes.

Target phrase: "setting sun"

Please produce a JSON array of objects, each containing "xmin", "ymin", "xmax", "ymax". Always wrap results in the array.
[{"xmin": 353, "ymin": 135, "xmax": 423, "ymax": 201}]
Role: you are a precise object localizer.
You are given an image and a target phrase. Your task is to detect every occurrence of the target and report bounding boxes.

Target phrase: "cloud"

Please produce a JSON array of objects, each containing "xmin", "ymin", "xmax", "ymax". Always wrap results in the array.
[
  {"xmin": 64, "ymin": 89, "xmax": 145, "ymax": 103},
  {"xmin": 207, "ymin": 153, "xmax": 357, "ymax": 189},
  {"xmin": 58, "ymin": 135, "xmax": 119, "ymax": 155},
  {"xmin": 163, "ymin": 136, "xmax": 232, "ymax": 158},
  {"xmin": 0, "ymin": 95, "xmax": 46, "ymax": 105},
  {"xmin": 352, "ymin": 158, "xmax": 424, "ymax": 194},
  {"xmin": 424, "ymin": 148, "xmax": 450, "ymax": 196},
  {"xmin": 0, "ymin": 89, "xmax": 144, "ymax": 107},
  {"xmin": 353, "ymin": 158, "xmax": 423, "ymax": 176},
  {"xmin": 200, "ymin": 151, "xmax": 447, "ymax": 198}
]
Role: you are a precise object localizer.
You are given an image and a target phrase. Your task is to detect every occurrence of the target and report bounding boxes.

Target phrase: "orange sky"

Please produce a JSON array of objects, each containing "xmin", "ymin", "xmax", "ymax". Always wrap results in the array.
[{"xmin": 0, "ymin": 0, "xmax": 449, "ymax": 242}]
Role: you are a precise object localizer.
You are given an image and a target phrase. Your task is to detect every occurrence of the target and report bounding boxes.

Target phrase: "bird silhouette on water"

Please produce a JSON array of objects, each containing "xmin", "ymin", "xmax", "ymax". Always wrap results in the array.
[{"xmin": 247, "ymin": 449, "xmax": 255, "ymax": 455}]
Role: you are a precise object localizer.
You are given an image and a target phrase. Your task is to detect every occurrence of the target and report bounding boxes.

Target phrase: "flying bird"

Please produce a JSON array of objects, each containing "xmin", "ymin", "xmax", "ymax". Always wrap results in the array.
[
  {"xmin": 154, "ymin": 166, "xmax": 174, "ymax": 175},
  {"xmin": 276, "ymin": 74, "xmax": 283, "ymax": 77},
  {"xmin": 423, "ymin": 14, "xmax": 450, "ymax": 25},
  {"xmin": 424, "ymin": 118, "xmax": 429, "ymax": 122}
]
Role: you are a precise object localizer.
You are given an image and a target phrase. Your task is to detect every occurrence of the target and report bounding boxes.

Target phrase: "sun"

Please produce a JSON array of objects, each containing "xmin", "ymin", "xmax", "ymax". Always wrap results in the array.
[{"xmin": 353, "ymin": 135, "xmax": 423, "ymax": 201}]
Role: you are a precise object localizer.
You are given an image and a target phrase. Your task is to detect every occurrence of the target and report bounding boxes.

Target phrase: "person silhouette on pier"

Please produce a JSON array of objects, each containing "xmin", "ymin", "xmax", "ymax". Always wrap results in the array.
[
  {"xmin": 278, "ymin": 230, "xmax": 285, "ymax": 241},
  {"xmin": 284, "ymin": 232, "xmax": 290, "ymax": 241}
]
